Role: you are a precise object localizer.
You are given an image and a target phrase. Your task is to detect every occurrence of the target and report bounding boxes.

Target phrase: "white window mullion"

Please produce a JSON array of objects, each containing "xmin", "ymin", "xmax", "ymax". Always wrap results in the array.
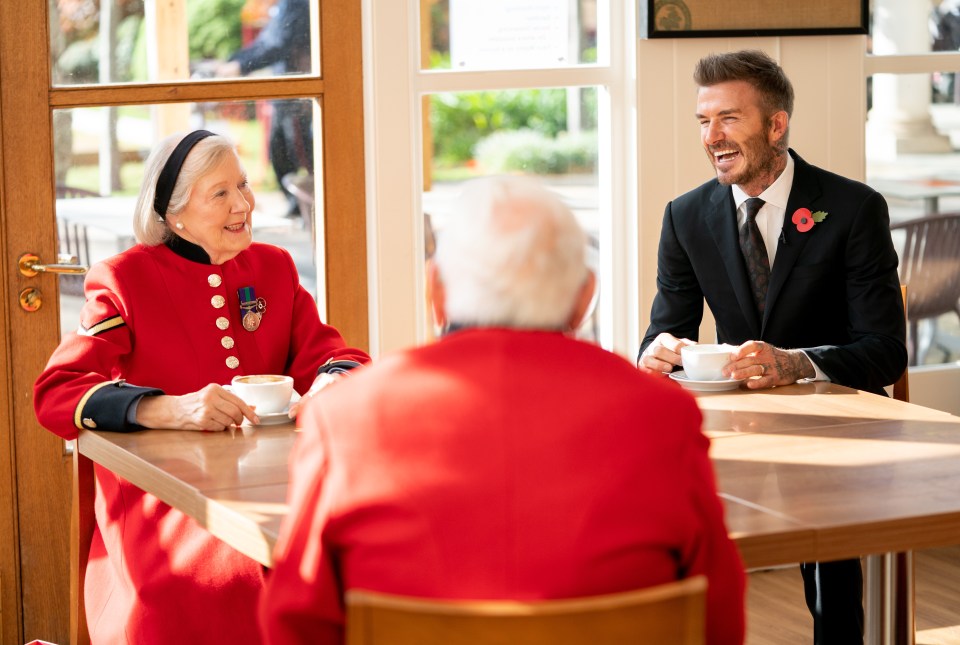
[{"xmin": 366, "ymin": 0, "xmax": 636, "ymax": 355}]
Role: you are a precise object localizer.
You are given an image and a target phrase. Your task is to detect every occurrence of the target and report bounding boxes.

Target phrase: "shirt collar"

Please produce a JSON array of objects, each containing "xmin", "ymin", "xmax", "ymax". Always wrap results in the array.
[{"xmin": 731, "ymin": 153, "xmax": 795, "ymax": 212}]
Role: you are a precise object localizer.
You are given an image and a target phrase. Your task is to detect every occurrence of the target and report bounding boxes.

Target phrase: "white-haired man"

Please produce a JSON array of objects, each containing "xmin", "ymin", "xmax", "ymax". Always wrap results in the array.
[{"xmin": 260, "ymin": 176, "xmax": 746, "ymax": 645}]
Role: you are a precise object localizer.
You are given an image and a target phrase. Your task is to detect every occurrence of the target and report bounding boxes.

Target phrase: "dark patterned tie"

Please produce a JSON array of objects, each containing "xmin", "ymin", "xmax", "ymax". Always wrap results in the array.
[{"xmin": 739, "ymin": 197, "xmax": 769, "ymax": 315}]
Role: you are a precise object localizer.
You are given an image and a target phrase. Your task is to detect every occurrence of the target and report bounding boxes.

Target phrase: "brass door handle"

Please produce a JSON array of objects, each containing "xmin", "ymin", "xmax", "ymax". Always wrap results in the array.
[{"xmin": 18, "ymin": 252, "xmax": 88, "ymax": 276}]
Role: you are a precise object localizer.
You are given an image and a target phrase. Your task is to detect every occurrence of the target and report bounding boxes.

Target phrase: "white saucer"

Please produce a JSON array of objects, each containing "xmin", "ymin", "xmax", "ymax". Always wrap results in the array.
[
  {"xmin": 669, "ymin": 370, "xmax": 744, "ymax": 392},
  {"xmin": 249, "ymin": 410, "xmax": 293, "ymax": 426},
  {"xmin": 240, "ymin": 392, "xmax": 300, "ymax": 427}
]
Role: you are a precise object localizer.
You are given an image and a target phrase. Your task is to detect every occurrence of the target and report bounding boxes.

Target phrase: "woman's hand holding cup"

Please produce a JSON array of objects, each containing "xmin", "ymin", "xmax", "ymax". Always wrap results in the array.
[{"xmin": 136, "ymin": 383, "xmax": 260, "ymax": 431}]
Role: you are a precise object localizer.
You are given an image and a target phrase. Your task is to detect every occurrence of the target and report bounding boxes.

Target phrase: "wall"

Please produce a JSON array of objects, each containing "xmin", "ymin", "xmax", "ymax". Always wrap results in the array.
[{"xmin": 904, "ymin": 364, "xmax": 960, "ymax": 415}]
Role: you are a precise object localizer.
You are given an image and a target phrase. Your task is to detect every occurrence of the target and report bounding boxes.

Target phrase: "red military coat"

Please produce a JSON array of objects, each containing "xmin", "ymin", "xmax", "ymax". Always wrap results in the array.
[
  {"xmin": 260, "ymin": 328, "xmax": 745, "ymax": 645},
  {"xmin": 35, "ymin": 239, "xmax": 369, "ymax": 645}
]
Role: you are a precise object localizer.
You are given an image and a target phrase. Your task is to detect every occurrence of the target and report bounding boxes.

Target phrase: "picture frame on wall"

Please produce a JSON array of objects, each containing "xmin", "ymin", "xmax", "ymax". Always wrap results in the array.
[{"xmin": 641, "ymin": 0, "xmax": 869, "ymax": 38}]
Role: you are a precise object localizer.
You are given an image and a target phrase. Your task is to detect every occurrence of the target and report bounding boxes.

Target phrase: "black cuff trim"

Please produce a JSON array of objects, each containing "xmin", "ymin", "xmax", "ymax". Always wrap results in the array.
[
  {"xmin": 78, "ymin": 381, "xmax": 164, "ymax": 433},
  {"xmin": 318, "ymin": 360, "xmax": 362, "ymax": 376}
]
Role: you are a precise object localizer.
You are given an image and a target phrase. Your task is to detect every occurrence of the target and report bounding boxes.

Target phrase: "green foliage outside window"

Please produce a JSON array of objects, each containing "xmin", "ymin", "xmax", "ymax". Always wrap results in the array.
[
  {"xmin": 430, "ymin": 90, "xmax": 568, "ymax": 165},
  {"xmin": 186, "ymin": 0, "xmax": 245, "ymax": 62},
  {"xmin": 475, "ymin": 129, "xmax": 597, "ymax": 175},
  {"xmin": 430, "ymin": 88, "xmax": 598, "ymax": 175}
]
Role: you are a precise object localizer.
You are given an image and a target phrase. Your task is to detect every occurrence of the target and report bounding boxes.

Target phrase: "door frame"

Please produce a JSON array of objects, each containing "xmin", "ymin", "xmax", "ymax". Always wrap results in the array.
[{"xmin": 0, "ymin": 2, "xmax": 367, "ymax": 641}]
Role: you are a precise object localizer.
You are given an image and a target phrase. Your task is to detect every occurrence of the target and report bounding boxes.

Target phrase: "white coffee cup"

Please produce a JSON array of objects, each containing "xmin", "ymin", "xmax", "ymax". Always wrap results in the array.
[
  {"xmin": 231, "ymin": 374, "xmax": 294, "ymax": 414},
  {"xmin": 680, "ymin": 344, "xmax": 735, "ymax": 381}
]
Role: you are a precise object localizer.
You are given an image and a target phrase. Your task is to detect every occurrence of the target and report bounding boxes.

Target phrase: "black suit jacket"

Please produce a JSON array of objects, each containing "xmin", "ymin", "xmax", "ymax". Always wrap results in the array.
[{"xmin": 640, "ymin": 151, "xmax": 907, "ymax": 395}]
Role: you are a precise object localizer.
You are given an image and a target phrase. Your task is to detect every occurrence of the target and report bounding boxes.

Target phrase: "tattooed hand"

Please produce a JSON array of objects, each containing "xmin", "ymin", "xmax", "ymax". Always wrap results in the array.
[{"xmin": 723, "ymin": 340, "xmax": 815, "ymax": 389}]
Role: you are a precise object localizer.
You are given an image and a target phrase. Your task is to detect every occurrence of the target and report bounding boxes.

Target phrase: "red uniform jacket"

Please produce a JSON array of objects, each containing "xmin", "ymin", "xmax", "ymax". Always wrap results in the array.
[
  {"xmin": 34, "ymin": 240, "xmax": 369, "ymax": 645},
  {"xmin": 260, "ymin": 328, "xmax": 745, "ymax": 645}
]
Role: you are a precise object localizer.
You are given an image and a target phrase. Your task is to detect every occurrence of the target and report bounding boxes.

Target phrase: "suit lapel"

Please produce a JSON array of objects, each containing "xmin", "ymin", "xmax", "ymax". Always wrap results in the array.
[
  {"xmin": 764, "ymin": 151, "xmax": 821, "ymax": 332},
  {"xmin": 705, "ymin": 183, "xmax": 762, "ymax": 336}
]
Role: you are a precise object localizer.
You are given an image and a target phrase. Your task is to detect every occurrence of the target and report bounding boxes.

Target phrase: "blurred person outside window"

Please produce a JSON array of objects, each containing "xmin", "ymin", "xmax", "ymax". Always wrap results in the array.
[{"xmin": 218, "ymin": 0, "xmax": 312, "ymax": 216}]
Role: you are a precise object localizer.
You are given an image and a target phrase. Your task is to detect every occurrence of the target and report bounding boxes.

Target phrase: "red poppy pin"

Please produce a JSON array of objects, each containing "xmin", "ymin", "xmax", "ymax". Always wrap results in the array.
[{"xmin": 791, "ymin": 207, "xmax": 828, "ymax": 233}]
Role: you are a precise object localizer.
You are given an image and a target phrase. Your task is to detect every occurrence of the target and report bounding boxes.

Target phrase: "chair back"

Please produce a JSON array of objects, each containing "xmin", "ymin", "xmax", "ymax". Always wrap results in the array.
[
  {"xmin": 281, "ymin": 172, "xmax": 315, "ymax": 226},
  {"xmin": 893, "ymin": 285, "xmax": 909, "ymax": 403},
  {"xmin": 55, "ymin": 184, "xmax": 100, "ymax": 199},
  {"xmin": 55, "ymin": 185, "xmax": 97, "ymax": 297},
  {"xmin": 890, "ymin": 213, "xmax": 960, "ymax": 321},
  {"xmin": 281, "ymin": 172, "xmax": 316, "ymax": 258},
  {"xmin": 345, "ymin": 576, "xmax": 707, "ymax": 645},
  {"xmin": 71, "ymin": 448, "xmax": 95, "ymax": 645}
]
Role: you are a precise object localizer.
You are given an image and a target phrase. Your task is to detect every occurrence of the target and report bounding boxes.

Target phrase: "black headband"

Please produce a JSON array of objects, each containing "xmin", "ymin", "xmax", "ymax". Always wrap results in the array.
[{"xmin": 153, "ymin": 129, "xmax": 216, "ymax": 220}]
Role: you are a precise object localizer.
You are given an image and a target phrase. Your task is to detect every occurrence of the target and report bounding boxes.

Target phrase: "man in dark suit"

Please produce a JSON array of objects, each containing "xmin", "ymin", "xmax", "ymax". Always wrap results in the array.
[{"xmin": 638, "ymin": 50, "xmax": 907, "ymax": 644}]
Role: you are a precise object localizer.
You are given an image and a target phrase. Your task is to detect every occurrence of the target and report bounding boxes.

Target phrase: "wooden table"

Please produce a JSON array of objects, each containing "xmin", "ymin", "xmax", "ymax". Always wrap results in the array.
[
  {"xmin": 77, "ymin": 382, "xmax": 960, "ymax": 568},
  {"xmin": 696, "ymin": 382, "xmax": 960, "ymax": 645},
  {"xmin": 694, "ymin": 382, "xmax": 960, "ymax": 569},
  {"xmin": 869, "ymin": 176, "xmax": 960, "ymax": 216},
  {"xmin": 77, "ymin": 382, "xmax": 960, "ymax": 642},
  {"xmin": 77, "ymin": 423, "xmax": 296, "ymax": 568}
]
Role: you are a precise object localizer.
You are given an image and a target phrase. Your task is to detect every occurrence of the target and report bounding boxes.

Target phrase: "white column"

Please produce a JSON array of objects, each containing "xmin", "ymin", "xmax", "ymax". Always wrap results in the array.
[{"xmin": 867, "ymin": 0, "xmax": 952, "ymax": 159}]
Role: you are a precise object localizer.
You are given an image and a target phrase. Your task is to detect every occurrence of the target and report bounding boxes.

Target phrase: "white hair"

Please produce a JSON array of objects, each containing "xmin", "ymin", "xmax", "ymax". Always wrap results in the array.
[
  {"xmin": 133, "ymin": 132, "xmax": 239, "ymax": 246},
  {"xmin": 434, "ymin": 175, "xmax": 589, "ymax": 330}
]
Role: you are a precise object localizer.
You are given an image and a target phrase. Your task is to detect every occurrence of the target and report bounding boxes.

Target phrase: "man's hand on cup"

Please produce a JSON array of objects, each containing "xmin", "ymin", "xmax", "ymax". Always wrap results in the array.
[
  {"xmin": 637, "ymin": 333, "xmax": 695, "ymax": 375},
  {"xmin": 724, "ymin": 340, "xmax": 815, "ymax": 389}
]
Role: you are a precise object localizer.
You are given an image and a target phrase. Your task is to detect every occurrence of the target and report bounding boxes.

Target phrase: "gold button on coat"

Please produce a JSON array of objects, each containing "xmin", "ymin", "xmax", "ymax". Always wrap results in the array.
[
  {"xmin": 208, "ymin": 274, "xmax": 222, "ymax": 288},
  {"xmin": 211, "ymin": 295, "xmax": 226, "ymax": 309},
  {"xmin": 216, "ymin": 317, "xmax": 230, "ymax": 330},
  {"xmin": 221, "ymin": 336, "xmax": 235, "ymax": 349},
  {"xmin": 226, "ymin": 356, "xmax": 240, "ymax": 369}
]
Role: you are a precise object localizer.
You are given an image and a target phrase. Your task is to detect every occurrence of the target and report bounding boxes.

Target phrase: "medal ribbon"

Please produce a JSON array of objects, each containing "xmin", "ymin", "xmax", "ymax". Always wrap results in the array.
[{"xmin": 238, "ymin": 286, "xmax": 260, "ymax": 332}]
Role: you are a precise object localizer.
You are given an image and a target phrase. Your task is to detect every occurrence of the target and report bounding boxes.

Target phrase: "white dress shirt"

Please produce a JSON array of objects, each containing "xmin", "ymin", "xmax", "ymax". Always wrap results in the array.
[{"xmin": 731, "ymin": 154, "xmax": 827, "ymax": 381}]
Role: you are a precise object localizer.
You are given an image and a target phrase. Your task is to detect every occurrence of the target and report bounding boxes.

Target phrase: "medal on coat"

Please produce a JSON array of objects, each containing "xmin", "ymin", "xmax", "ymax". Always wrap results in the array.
[{"xmin": 238, "ymin": 286, "xmax": 263, "ymax": 332}]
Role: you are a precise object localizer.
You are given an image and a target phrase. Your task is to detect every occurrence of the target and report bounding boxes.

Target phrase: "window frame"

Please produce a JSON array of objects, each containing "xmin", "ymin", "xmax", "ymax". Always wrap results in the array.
[{"xmin": 363, "ymin": 0, "xmax": 638, "ymax": 356}]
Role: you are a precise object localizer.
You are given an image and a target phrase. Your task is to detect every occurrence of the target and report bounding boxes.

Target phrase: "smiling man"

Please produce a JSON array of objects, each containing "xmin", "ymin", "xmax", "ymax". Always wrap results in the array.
[{"xmin": 637, "ymin": 50, "xmax": 907, "ymax": 645}]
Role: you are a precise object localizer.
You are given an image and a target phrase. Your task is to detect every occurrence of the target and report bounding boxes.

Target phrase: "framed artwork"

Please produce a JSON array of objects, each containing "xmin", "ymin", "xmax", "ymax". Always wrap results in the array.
[{"xmin": 641, "ymin": 0, "xmax": 869, "ymax": 38}]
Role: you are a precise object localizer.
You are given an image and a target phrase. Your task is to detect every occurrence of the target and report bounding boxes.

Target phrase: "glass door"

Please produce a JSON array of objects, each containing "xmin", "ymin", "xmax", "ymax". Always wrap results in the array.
[{"xmin": 0, "ymin": 1, "xmax": 366, "ymax": 641}]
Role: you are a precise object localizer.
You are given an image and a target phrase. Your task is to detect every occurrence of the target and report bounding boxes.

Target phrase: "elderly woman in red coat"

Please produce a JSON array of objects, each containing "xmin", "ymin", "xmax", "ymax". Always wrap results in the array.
[{"xmin": 34, "ymin": 129, "xmax": 369, "ymax": 644}]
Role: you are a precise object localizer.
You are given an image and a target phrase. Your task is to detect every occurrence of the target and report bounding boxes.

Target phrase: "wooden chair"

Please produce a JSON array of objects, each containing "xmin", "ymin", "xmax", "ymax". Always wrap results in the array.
[
  {"xmin": 71, "ymin": 446, "xmax": 95, "ymax": 645},
  {"xmin": 281, "ymin": 172, "xmax": 317, "ymax": 261},
  {"xmin": 893, "ymin": 284, "xmax": 910, "ymax": 403},
  {"xmin": 890, "ymin": 213, "xmax": 960, "ymax": 365},
  {"xmin": 55, "ymin": 184, "xmax": 97, "ymax": 297},
  {"xmin": 57, "ymin": 218, "xmax": 91, "ymax": 297},
  {"xmin": 55, "ymin": 184, "xmax": 100, "ymax": 199},
  {"xmin": 345, "ymin": 576, "xmax": 707, "ymax": 645}
]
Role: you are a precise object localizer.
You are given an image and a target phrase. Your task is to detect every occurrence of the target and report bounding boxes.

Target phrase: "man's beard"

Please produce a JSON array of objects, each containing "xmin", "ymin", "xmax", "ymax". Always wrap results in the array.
[{"xmin": 712, "ymin": 131, "xmax": 781, "ymax": 187}]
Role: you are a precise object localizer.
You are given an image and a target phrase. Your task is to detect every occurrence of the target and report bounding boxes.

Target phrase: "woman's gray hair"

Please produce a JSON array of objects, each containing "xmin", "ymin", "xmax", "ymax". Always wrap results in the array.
[
  {"xmin": 133, "ymin": 131, "xmax": 238, "ymax": 246},
  {"xmin": 434, "ymin": 175, "xmax": 589, "ymax": 330}
]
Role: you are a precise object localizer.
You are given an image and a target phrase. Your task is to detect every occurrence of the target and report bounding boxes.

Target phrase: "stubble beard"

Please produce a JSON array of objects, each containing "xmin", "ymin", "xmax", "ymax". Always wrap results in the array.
[{"xmin": 712, "ymin": 132, "xmax": 783, "ymax": 189}]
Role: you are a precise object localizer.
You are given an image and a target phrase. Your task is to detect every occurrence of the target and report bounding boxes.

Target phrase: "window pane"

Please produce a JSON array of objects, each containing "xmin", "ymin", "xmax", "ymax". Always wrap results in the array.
[
  {"xmin": 423, "ymin": 0, "xmax": 600, "ymax": 71},
  {"xmin": 53, "ymin": 98, "xmax": 319, "ymax": 334},
  {"xmin": 51, "ymin": 0, "xmax": 318, "ymax": 86},
  {"xmin": 869, "ymin": 0, "xmax": 954, "ymax": 55},
  {"xmin": 423, "ymin": 87, "xmax": 600, "ymax": 342},
  {"xmin": 866, "ymin": 72, "xmax": 960, "ymax": 365}
]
